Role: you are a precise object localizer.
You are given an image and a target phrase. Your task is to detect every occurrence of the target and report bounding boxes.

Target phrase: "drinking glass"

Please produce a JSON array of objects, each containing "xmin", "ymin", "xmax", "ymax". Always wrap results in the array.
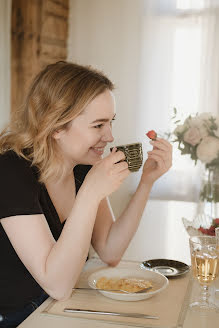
[
  {"xmin": 189, "ymin": 236, "xmax": 219, "ymax": 311},
  {"xmin": 216, "ymin": 227, "xmax": 219, "ymax": 293},
  {"xmin": 216, "ymin": 227, "xmax": 219, "ymax": 245}
]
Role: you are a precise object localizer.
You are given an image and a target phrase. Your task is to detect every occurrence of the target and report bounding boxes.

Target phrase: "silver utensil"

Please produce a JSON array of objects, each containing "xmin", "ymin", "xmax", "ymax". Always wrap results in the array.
[
  {"xmin": 64, "ymin": 308, "xmax": 159, "ymax": 319},
  {"xmin": 73, "ymin": 286, "xmax": 152, "ymax": 294}
]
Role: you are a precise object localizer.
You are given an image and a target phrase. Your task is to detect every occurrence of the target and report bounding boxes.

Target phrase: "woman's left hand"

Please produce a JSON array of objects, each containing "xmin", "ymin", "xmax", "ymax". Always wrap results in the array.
[{"xmin": 141, "ymin": 138, "xmax": 172, "ymax": 185}]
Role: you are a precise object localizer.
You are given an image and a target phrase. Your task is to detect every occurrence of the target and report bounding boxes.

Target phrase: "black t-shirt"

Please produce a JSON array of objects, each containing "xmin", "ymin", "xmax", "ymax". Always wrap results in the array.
[{"xmin": 0, "ymin": 151, "xmax": 91, "ymax": 314}]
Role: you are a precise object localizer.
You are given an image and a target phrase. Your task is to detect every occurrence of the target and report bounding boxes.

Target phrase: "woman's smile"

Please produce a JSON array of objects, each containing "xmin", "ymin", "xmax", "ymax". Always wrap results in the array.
[{"xmin": 90, "ymin": 146, "xmax": 106, "ymax": 156}]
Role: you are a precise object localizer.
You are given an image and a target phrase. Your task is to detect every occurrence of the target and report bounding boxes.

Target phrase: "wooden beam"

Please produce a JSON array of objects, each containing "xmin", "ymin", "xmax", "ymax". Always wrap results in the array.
[{"xmin": 11, "ymin": 0, "xmax": 69, "ymax": 113}]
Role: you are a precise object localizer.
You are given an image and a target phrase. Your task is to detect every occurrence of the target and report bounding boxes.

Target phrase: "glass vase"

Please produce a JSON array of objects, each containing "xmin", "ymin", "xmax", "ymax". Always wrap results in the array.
[
  {"xmin": 198, "ymin": 166, "xmax": 219, "ymax": 221},
  {"xmin": 182, "ymin": 166, "xmax": 219, "ymax": 237}
]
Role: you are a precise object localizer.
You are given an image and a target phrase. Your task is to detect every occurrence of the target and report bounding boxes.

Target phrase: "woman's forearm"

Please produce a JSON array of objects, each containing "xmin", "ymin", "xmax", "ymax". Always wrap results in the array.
[
  {"xmin": 100, "ymin": 180, "xmax": 153, "ymax": 265},
  {"xmin": 101, "ymin": 137, "xmax": 172, "ymax": 264},
  {"xmin": 41, "ymin": 186, "xmax": 100, "ymax": 300}
]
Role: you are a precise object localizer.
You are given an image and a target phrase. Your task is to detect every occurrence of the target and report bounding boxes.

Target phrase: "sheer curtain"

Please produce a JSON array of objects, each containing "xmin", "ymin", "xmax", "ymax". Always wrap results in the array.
[
  {"xmin": 136, "ymin": 0, "xmax": 219, "ymax": 202},
  {"xmin": 0, "ymin": 0, "xmax": 11, "ymax": 130},
  {"xmin": 199, "ymin": 4, "xmax": 219, "ymax": 116}
]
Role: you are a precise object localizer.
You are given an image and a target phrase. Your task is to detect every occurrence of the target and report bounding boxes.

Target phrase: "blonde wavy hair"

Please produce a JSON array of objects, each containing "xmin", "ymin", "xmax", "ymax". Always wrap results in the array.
[{"xmin": 0, "ymin": 61, "xmax": 114, "ymax": 183}]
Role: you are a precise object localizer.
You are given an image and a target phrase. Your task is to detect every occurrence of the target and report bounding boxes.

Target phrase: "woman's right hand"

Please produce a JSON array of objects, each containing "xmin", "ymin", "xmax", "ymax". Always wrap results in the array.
[{"xmin": 84, "ymin": 149, "xmax": 130, "ymax": 201}]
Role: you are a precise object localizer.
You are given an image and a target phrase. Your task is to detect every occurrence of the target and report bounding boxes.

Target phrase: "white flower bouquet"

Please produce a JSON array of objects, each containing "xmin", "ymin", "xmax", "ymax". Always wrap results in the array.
[
  {"xmin": 172, "ymin": 110, "xmax": 219, "ymax": 236},
  {"xmin": 173, "ymin": 111, "xmax": 219, "ymax": 167}
]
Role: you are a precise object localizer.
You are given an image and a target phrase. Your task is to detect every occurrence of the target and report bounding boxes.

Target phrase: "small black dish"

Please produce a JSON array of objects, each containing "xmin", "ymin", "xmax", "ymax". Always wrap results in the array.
[{"xmin": 140, "ymin": 259, "xmax": 190, "ymax": 277}]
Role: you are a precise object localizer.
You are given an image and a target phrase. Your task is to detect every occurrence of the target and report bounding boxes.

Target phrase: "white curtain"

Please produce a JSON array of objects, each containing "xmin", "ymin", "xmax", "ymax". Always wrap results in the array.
[
  {"xmin": 136, "ymin": 0, "xmax": 219, "ymax": 202},
  {"xmin": 199, "ymin": 6, "xmax": 219, "ymax": 116},
  {"xmin": 0, "ymin": 0, "xmax": 11, "ymax": 130}
]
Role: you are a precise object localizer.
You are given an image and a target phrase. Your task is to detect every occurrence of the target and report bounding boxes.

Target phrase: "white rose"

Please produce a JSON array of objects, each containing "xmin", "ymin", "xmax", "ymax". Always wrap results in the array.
[
  {"xmin": 196, "ymin": 136, "xmax": 219, "ymax": 163},
  {"xmin": 197, "ymin": 112, "xmax": 213, "ymax": 121},
  {"xmin": 183, "ymin": 127, "xmax": 201, "ymax": 146},
  {"xmin": 188, "ymin": 116, "xmax": 208, "ymax": 138},
  {"xmin": 173, "ymin": 124, "xmax": 187, "ymax": 136},
  {"xmin": 214, "ymin": 117, "xmax": 219, "ymax": 137}
]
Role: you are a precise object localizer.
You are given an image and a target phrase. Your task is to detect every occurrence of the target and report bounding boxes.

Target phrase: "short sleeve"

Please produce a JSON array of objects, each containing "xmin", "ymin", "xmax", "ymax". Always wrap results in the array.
[
  {"xmin": 0, "ymin": 152, "xmax": 43, "ymax": 219},
  {"xmin": 74, "ymin": 164, "xmax": 92, "ymax": 194}
]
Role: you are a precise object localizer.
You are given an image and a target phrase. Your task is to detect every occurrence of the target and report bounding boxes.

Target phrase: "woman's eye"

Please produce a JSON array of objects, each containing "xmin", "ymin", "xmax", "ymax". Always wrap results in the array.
[
  {"xmin": 94, "ymin": 119, "xmax": 115, "ymax": 129},
  {"xmin": 94, "ymin": 124, "xmax": 103, "ymax": 129},
  {"xmin": 110, "ymin": 117, "xmax": 116, "ymax": 125}
]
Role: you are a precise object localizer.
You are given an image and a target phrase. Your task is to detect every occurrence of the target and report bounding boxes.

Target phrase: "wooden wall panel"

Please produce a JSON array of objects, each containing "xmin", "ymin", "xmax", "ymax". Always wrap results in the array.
[{"xmin": 11, "ymin": 0, "xmax": 69, "ymax": 113}]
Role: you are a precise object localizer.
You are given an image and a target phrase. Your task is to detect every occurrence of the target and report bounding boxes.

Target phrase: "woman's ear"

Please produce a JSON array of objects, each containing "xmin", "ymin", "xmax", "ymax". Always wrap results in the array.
[
  {"xmin": 52, "ymin": 129, "xmax": 65, "ymax": 140},
  {"xmin": 52, "ymin": 121, "xmax": 70, "ymax": 139}
]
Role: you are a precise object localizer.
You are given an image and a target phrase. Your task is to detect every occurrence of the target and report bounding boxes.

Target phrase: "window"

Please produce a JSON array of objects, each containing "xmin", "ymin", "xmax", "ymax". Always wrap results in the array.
[
  {"xmin": 137, "ymin": 0, "xmax": 219, "ymax": 201},
  {"xmin": 176, "ymin": 0, "xmax": 205, "ymax": 10}
]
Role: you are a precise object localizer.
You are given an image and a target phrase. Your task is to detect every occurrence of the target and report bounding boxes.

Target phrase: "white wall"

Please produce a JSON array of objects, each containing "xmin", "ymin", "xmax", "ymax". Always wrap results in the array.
[
  {"xmin": 68, "ymin": 0, "xmax": 148, "ymax": 216},
  {"xmin": 67, "ymin": 0, "xmax": 207, "ymax": 211},
  {"xmin": 68, "ymin": 0, "xmax": 144, "ymax": 143},
  {"xmin": 0, "ymin": 0, "xmax": 11, "ymax": 130}
]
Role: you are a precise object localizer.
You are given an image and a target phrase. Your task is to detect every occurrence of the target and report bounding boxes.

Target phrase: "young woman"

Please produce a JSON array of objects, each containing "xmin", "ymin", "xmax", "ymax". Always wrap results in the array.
[{"xmin": 0, "ymin": 61, "xmax": 172, "ymax": 327}]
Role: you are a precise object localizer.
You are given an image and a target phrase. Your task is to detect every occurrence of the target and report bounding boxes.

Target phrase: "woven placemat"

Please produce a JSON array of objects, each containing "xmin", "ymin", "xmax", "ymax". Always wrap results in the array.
[{"xmin": 42, "ymin": 260, "xmax": 191, "ymax": 328}]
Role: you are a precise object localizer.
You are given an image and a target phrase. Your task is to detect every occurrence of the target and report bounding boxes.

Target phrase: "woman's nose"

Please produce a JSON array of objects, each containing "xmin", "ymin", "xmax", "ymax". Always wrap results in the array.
[{"xmin": 102, "ymin": 126, "xmax": 114, "ymax": 143}]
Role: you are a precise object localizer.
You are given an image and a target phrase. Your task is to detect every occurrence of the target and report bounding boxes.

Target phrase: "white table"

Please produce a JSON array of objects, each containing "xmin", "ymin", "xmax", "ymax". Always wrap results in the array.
[
  {"xmin": 17, "ymin": 200, "xmax": 219, "ymax": 328},
  {"xmin": 17, "ymin": 258, "xmax": 219, "ymax": 328},
  {"xmin": 90, "ymin": 199, "xmax": 197, "ymax": 264}
]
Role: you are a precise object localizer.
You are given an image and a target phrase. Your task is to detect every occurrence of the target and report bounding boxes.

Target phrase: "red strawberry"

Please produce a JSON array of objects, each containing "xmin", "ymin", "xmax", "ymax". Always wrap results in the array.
[
  {"xmin": 208, "ymin": 225, "xmax": 215, "ymax": 232},
  {"xmin": 198, "ymin": 226, "xmax": 215, "ymax": 235},
  {"xmin": 146, "ymin": 130, "xmax": 157, "ymax": 140},
  {"xmin": 199, "ymin": 227, "xmax": 207, "ymax": 234},
  {"xmin": 199, "ymin": 225, "xmax": 216, "ymax": 236},
  {"xmin": 207, "ymin": 225, "xmax": 215, "ymax": 236},
  {"xmin": 213, "ymin": 218, "xmax": 219, "ymax": 226}
]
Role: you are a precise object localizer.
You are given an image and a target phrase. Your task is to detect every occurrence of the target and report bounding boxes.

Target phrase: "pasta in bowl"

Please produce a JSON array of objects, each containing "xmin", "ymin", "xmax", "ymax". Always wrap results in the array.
[{"xmin": 88, "ymin": 267, "xmax": 168, "ymax": 301}]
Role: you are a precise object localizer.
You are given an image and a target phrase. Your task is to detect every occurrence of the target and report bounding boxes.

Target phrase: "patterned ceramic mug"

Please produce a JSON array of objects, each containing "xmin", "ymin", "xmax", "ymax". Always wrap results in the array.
[{"xmin": 111, "ymin": 143, "xmax": 143, "ymax": 172}]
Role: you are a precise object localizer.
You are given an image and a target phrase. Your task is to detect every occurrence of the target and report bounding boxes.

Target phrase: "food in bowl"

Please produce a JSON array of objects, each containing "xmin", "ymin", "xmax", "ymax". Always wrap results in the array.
[{"xmin": 96, "ymin": 276, "xmax": 153, "ymax": 293}]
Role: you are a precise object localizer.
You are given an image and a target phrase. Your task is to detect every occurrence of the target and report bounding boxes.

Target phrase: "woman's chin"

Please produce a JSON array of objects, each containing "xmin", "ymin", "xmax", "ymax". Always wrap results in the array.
[
  {"xmin": 79, "ymin": 154, "xmax": 103, "ymax": 166},
  {"xmin": 90, "ymin": 155, "xmax": 102, "ymax": 164}
]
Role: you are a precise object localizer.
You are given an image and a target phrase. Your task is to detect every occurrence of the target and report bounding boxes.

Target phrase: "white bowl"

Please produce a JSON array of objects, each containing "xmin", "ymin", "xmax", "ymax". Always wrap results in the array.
[{"xmin": 88, "ymin": 267, "xmax": 168, "ymax": 301}]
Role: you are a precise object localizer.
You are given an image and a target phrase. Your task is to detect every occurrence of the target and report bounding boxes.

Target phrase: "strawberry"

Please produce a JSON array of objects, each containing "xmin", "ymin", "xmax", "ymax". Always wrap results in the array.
[
  {"xmin": 199, "ymin": 225, "xmax": 215, "ymax": 236},
  {"xmin": 207, "ymin": 225, "xmax": 215, "ymax": 235},
  {"xmin": 199, "ymin": 227, "xmax": 207, "ymax": 234},
  {"xmin": 146, "ymin": 130, "xmax": 157, "ymax": 140},
  {"xmin": 213, "ymin": 218, "xmax": 219, "ymax": 226}
]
